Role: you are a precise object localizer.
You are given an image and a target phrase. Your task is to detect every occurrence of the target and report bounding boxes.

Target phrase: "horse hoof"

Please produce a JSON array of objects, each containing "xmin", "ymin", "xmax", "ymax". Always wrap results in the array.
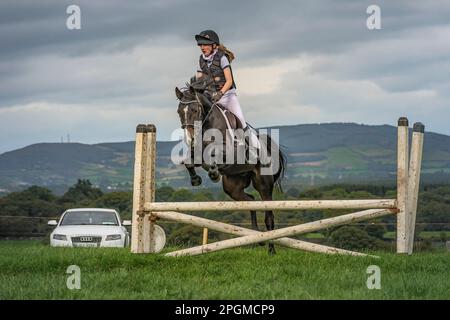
[
  {"xmin": 268, "ymin": 245, "xmax": 276, "ymax": 255},
  {"xmin": 210, "ymin": 175, "xmax": 221, "ymax": 183},
  {"xmin": 208, "ymin": 172, "xmax": 221, "ymax": 183},
  {"xmin": 190, "ymin": 175, "xmax": 202, "ymax": 186}
]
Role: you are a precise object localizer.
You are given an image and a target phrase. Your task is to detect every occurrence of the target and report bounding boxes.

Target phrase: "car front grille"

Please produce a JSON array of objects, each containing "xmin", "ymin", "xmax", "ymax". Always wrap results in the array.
[{"xmin": 71, "ymin": 236, "xmax": 102, "ymax": 243}]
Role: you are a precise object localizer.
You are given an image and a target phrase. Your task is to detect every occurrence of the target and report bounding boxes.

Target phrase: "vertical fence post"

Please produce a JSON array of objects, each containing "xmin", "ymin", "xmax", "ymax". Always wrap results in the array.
[
  {"xmin": 202, "ymin": 228, "xmax": 209, "ymax": 245},
  {"xmin": 131, "ymin": 124, "xmax": 156, "ymax": 253},
  {"xmin": 143, "ymin": 124, "xmax": 157, "ymax": 253},
  {"xmin": 406, "ymin": 122, "xmax": 424, "ymax": 254},
  {"xmin": 131, "ymin": 125, "xmax": 149, "ymax": 253},
  {"xmin": 397, "ymin": 117, "xmax": 409, "ymax": 253}
]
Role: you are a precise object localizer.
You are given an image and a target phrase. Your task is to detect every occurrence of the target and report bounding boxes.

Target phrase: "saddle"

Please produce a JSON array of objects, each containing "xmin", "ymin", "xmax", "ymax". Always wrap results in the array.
[{"xmin": 209, "ymin": 101, "xmax": 268, "ymax": 167}]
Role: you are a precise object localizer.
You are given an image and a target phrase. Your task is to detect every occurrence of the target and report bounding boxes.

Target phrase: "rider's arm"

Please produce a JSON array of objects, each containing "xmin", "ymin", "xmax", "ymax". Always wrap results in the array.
[
  {"xmin": 220, "ymin": 67, "xmax": 233, "ymax": 94},
  {"xmin": 220, "ymin": 55, "xmax": 233, "ymax": 94},
  {"xmin": 196, "ymin": 71, "xmax": 203, "ymax": 80}
]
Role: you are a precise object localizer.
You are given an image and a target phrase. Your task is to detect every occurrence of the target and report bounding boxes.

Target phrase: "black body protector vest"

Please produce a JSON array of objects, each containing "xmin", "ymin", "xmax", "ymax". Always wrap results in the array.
[{"xmin": 199, "ymin": 50, "xmax": 237, "ymax": 92}]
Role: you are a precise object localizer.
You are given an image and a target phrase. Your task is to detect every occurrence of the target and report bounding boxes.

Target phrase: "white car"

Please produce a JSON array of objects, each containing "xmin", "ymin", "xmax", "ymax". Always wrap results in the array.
[{"xmin": 48, "ymin": 208, "xmax": 131, "ymax": 248}]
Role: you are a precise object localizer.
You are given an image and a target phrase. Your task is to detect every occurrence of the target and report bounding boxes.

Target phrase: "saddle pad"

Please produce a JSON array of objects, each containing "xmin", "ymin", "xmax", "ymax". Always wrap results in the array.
[{"xmin": 215, "ymin": 105, "xmax": 236, "ymax": 145}]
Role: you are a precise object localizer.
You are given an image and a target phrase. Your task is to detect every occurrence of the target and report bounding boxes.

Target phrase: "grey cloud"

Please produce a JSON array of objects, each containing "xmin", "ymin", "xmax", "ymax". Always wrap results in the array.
[
  {"xmin": 4, "ymin": 0, "xmax": 449, "ymax": 60},
  {"xmin": 1, "ymin": 0, "xmax": 450, "ymax": 153}
]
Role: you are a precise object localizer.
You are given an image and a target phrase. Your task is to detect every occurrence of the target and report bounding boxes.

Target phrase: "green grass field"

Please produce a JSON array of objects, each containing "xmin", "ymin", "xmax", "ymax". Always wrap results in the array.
[{"xmin": 1, "ymin": 240, "xmax": 449, "ymax": 300}]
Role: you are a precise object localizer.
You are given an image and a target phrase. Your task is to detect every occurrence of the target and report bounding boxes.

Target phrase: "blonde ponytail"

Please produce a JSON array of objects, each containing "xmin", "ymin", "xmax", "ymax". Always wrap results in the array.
[{"xmin": 217, "ymin": 44, "xmax": 235, "ymax": 63}]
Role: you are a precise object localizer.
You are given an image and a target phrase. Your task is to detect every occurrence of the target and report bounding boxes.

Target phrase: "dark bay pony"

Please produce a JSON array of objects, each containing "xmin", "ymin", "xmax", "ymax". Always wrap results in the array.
[{"xmin": 174, "ymin": 81, "xmax": 286, "ymax": 254}]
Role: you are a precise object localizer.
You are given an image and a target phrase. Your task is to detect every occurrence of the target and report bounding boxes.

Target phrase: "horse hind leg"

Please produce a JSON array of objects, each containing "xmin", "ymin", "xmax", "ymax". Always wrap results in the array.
[
  {"xmin": 246, "ymin": 193, "xmax": 260, "ymax": 232},
  {"xmin": 251, "ymin": 171, "xmax": 276, "ymax": 255},
  {"xmin": 245, "ymin": 192, "xmax": 264, "ymax": 246},
  {"xmin": 264, "ymin": 210, "xmax": 276, "ymax": 255},
  {"xmin": 222, "ymin": 174, "xmax": 263, "ymax": 244}
]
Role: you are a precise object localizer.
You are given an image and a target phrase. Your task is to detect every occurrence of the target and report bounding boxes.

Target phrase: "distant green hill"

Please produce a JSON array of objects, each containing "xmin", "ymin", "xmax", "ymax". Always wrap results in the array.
[{"xmin": 1, "ymin": 122, "xmax": 450, "ymax": 194}]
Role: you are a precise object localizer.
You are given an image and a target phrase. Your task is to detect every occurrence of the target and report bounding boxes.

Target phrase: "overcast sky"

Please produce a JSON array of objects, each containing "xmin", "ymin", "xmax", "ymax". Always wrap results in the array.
[{"xmin": 1, "ymin": 0, "xmax": 449, "ymax": 154}]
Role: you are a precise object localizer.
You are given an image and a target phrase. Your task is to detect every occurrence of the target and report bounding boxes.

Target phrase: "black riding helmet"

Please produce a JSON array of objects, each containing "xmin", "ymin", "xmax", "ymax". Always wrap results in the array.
[{"xmin": 195, "ymin": 30, "xmax": 219, "ymax": 45}]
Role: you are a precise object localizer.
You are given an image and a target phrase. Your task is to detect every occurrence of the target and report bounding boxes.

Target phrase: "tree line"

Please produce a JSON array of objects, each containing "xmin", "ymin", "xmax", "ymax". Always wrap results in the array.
[{"xmin": 0, "ymin": 179, "xmax": 449, "ymax": 251}]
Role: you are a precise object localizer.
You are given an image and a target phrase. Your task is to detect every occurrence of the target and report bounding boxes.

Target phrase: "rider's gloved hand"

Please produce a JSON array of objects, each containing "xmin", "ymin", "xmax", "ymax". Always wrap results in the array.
[{"xmin": 212, "ymin": 91, "xmax": 223, "ymax": 103}]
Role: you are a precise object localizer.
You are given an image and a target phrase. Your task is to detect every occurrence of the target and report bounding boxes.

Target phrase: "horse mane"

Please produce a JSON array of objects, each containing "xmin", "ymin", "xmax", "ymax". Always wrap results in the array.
[{"xmin": 178, "ymin": 81, "xmax": 213, "ymax": 120}]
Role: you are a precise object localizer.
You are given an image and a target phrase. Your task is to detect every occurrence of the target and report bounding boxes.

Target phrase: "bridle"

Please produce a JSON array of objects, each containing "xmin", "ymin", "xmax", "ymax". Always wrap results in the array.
[{"xmin": 178, "ymin": 92, "xmax": 216, "ymax": 129}]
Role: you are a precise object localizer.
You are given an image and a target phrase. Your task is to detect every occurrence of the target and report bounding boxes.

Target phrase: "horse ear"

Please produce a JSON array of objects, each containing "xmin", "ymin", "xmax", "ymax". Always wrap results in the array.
[
  {"xmin": 189, "ymin": 85, "xmax": 196, "ymax": 95},
  {"xmin": 175, "ymin": 87, "xmax": 183, "ymax": 100}
]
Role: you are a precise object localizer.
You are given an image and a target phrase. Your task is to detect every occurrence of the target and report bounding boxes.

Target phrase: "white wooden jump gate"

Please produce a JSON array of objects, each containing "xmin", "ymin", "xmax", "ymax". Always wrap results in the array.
[{"xmin": 131, "ymin": 117, "xmax": 424, "ymax": 257}]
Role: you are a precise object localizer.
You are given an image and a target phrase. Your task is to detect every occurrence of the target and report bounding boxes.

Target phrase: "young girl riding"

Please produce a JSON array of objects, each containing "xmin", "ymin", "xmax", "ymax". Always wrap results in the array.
[{"xmin": 194, "ymin": 30, "xmax": 260, "ymax": 157}]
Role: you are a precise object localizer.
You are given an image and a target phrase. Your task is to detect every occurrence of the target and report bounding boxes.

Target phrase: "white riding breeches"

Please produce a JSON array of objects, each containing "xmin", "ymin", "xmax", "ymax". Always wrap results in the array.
[
  {"xmin": 217, "ymin": 91, "xmax": 260, "ymax": 149},
  {"xmin": 217, "ymin": 91, "xmax": 246, "ymax": 127}
]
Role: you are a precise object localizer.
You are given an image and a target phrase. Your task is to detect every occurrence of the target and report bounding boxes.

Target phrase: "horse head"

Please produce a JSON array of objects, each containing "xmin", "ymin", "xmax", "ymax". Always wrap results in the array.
[{"xmin": 175, "ymin": 81, "xmax": 212, "ymax": 146}]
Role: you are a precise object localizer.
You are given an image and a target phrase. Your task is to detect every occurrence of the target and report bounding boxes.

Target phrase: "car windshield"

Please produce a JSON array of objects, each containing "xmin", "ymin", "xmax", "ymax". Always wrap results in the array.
[{"xmin": 60, "ymin": 211, "xmax": 119, "ymax": 226}]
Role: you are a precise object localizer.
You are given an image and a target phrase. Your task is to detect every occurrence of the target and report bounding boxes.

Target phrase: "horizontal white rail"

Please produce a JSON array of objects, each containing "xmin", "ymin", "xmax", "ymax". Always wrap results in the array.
[{"xmin": 144, "ymin": 199, "xmax": 397, "ymax": 212}]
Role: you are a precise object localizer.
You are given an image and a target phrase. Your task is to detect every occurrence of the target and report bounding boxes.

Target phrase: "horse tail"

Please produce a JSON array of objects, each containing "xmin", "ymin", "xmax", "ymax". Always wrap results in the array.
[
  {"xmin": 274, "ymin": 145, "xmax": 287, "ymax": 194},
  {"xmin": 263, "ymin": 132, "xmax": 287, "ymax": 194}
]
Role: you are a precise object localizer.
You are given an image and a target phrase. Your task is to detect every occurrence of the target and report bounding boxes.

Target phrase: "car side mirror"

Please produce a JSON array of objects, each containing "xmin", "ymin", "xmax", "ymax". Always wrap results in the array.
[
  {"xmin": 48, "ymin": 220, "xmax": 58, "ymax": 226},
  {"xmin": 122, "ymin": 220, "xmax": 132, "ymax": 226}
]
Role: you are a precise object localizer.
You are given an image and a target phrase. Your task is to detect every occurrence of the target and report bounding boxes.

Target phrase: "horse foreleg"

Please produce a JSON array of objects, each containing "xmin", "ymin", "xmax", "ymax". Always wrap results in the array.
[
  {"xmin": 185, "ymin": 164, "xmax": 202, "ymax": 186},
  {"xmin": 206, "ymin": 162, "xmax": 221, "ymax": 183}
]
